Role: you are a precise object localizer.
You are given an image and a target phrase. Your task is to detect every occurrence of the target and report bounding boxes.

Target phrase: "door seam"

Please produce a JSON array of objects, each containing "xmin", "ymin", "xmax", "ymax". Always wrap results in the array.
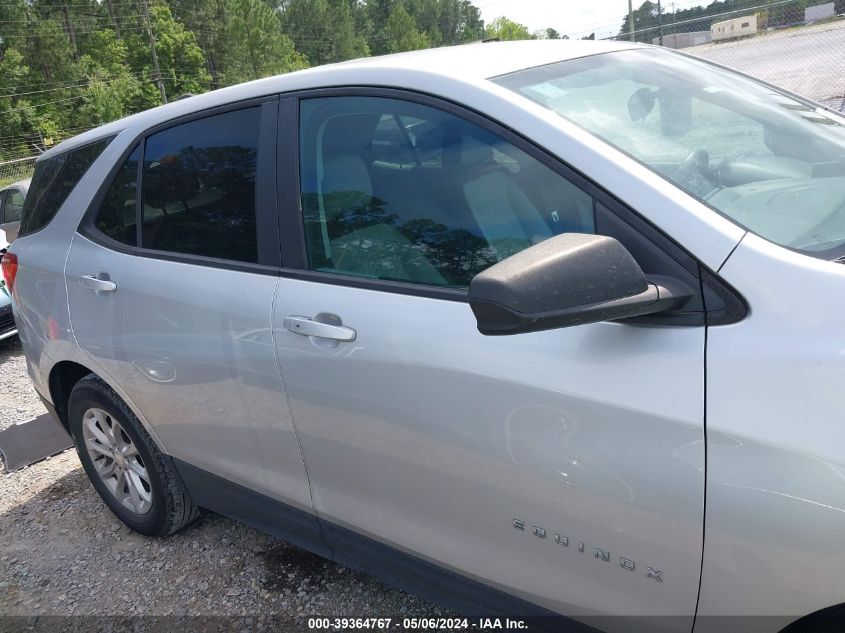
[
  {"xmin": 63, "ymin": 232, "xmax": 81, "ymax": 349},
  {"xmin": 691, "ymin": 281, "xmax": 710, "ymax": 633},
  {"xmin": 270, "ymin": 281, "xmax": 321, "ymax": 498},
  {"xmin": 270, "ymin": 279, "xmax": 335, "ymax": 555}
]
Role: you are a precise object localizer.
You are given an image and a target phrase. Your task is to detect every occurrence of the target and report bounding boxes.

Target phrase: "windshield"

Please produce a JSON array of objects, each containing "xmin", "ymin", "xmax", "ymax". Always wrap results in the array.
[{"xmin": 493, "ymin": 48, "xmax": 845, "ymax": 260}]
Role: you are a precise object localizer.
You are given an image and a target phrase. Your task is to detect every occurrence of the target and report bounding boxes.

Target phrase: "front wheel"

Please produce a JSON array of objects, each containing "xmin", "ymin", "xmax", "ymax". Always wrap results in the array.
[{"xmin": 68, "ymin": 375, "xmax": 197, "ymax": 536}]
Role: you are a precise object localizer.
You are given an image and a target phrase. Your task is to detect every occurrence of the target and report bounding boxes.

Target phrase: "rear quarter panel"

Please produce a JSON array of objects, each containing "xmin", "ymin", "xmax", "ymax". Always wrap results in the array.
[{"xmin": 9, "ymin": 133, "xmax": 169, "ymax": 449}]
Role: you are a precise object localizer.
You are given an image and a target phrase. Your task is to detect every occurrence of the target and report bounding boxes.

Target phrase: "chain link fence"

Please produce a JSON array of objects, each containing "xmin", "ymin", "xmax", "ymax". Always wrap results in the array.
[
  {"xmin": 0, "ymin": 156, "xmax": 36, "ymax": 188},
  {"xmin": 607, "ymin": 0, "xmax": 845, "ymax": 112}
]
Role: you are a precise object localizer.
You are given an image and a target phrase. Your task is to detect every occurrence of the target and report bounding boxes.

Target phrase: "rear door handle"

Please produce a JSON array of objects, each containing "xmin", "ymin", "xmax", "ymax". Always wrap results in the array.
[
  {"xmin": 80, "ymin": 275, "xmax": 117, "ymax": 293},
  {"xmin": 283, "ymin": 315, "xmax": 356, "ymax": 341}
]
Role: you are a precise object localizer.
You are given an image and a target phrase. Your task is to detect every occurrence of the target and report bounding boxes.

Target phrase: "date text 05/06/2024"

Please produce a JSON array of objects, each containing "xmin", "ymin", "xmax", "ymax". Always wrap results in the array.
[{"xmin": 307, "ymin": 617, "xmax": 529, "ymax": 630}]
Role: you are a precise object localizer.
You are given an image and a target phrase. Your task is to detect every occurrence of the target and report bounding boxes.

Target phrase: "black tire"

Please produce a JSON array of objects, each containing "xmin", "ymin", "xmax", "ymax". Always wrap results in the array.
[{"xmin": 68, "ymin": 374, "xmax": 198, "ymax": 536}]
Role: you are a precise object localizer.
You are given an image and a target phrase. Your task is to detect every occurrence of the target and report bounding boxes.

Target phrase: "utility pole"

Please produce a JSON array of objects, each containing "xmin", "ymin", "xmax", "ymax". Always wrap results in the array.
[
  {"xmin": 628, "ymin": 0, "xmax": 635, "ymax": 41},
  {"xmin": 670, "ymin": 1, "xmax": 676, "ymax": 46},
  {"xmin": 140, "ymin": 0, "xmax": 167, "ymax": 104},
  {"xmin": 657, "ymin": 0, "xmax": 663, "ymax": 46}
]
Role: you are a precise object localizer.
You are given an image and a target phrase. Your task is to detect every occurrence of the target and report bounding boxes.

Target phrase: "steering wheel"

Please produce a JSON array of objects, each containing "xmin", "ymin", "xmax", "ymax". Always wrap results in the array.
[{"xmin": 675, "ymin": 148, "xmax": 716, "ymax": 196}]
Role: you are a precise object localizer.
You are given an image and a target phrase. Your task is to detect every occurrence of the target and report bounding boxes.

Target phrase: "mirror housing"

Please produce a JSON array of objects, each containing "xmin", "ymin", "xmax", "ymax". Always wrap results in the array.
[{"xmin": 468, "ymin": 233, "xmax": 689, "ymax": 335}]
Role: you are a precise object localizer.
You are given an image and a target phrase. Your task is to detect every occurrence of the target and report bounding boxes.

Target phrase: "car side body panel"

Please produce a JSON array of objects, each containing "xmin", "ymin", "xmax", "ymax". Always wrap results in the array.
[
  {"xmin": 10, "ymin": 215, "xmax": 77, "ymax": 401},
  {"xmin": 697, "ymin": 232, "xmax": 845, "ymax": 631},
  {"xmin": 273, "ymin": 276, "xmax": 706, "ymax": 633},
  {"xmin": 9, "ymin": 134, "xmax": 142, "ymax": 409}
]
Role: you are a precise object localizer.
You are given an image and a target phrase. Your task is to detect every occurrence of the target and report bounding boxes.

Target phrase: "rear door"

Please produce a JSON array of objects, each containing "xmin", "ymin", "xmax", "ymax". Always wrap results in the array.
[
  {"xmin": 65, "ymin": 100, "xmax": 313, "ymax": 510},
  {"xmin": 272, "ymin": 91, "xmax": 707, "ymax": 631}
]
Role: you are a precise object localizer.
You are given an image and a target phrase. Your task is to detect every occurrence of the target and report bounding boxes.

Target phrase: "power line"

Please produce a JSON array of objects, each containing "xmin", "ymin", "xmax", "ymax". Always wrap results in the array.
[
  {"xmin": 0, "ymin": 127, "xmax": 95, "ymax": 146},
  {"xmin": 0, "ymin": 0, "xmax": 141, "ymax": 7},
  {"xmin": 0, "ymin": 72, "xmax": 155, "ymax": 97},
  {"xmin": 0, "ymin": 25, "xmax": 150, "ymax": 37},
  {"xmin": 3, "ymin": 92, "xmax": 89, "ymax": 113},
  {"xmin": 1, "ymin": 69, "xmax": 211, "ymax": 112},
  {"xmin": 0, "ymin": 67, "xmax": 210, "ymax": 94},
  {"xmin": 0, "ymin": 14, "xmax": 145, "ymax": 24}
]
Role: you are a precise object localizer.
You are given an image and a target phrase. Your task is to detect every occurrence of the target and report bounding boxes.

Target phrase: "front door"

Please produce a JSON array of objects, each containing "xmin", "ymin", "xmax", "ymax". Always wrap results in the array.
[
  {"xmin": 273, "ymin": 93, "xmax": 706, "ymax": 631},
  {"xmin": 66, "ymin": 102, "xmax": 312, "ymax": 510}
]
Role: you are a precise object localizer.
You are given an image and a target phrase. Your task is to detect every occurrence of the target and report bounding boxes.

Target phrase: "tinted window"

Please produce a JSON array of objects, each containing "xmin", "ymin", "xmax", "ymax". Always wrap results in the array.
[
  {"xmin": 94, "ymin": 145, "xmax": 139, "ymax": 246},
  {"xmin": 20, "ymin": 138, "xmax": 111, "ymax": 237},
  {"xmin": 4, "ymin": 190, "xmax": 24, "ymax": 223},
  {"xmin": 141, "ymin": 107, "xmax": 260, "ymax": 262},
  {"xmin": 299, "ymin": 96, "xmax": 596, "ymax": 288}
]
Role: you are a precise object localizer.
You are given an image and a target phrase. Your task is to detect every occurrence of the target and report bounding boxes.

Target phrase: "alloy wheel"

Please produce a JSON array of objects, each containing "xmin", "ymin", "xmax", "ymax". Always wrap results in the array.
[{"xmin": 81, "ymin": 407, "xmax": 153, "ymax": 514}]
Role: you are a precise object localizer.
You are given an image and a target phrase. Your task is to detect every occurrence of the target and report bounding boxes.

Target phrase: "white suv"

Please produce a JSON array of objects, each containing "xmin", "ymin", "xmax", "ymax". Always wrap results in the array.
[{"xmin": 4, "ymin": 41, "xmax": 845, "ymax": 633}]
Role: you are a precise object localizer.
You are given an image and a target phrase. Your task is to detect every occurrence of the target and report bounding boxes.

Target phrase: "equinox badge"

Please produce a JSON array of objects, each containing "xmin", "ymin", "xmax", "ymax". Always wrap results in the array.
[{"xmin": 513, "ymin": 519, "xmax": 664, "ymax": 583}]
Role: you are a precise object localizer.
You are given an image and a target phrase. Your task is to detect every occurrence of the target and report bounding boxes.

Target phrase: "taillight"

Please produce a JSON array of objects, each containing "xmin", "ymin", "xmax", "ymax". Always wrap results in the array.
[{"xmin": 1, "ymin": 252, "xmax": 18, "ymax": 294}]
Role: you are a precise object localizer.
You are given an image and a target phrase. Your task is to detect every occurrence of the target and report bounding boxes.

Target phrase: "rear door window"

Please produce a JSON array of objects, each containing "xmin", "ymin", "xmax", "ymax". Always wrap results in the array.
[
  {"xmin": 20, "ymin": 138, "xmax": 111, "ymax": 237},
  {"xmin": 140, "ymin": 107, "xmax": 261, "ymax": 263}
]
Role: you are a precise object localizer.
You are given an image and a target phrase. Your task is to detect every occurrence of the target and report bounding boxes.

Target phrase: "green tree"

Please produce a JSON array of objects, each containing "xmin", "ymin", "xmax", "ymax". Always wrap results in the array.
[
  {"xmin": 281, "ymin": 0, "xmax": 369, "ymax": 67},
  {"xmin": 75, "ymin": 30, "xmax": 144, "ymax": 127},
  {"xmin": 0, "ymin": 49, "xmax": 39, "ymax": 159},
  {"xmin": 434, "ymin": 0, "xmax": 483, "ymax": 45},
  {"xmin": 227, "ymin": 0, "xmax": 307, "ymax": 80},
  {"xmin": 385, "ymin": 4, "xmax": 430, "ymax": 52},
  {"xmin": 484, "ymin": 16, "xmax": 534, "ymax": 41},
  {"xmin": 120, "ymin": 2, "xmax": 210, "ymax": 107},
  {"xmin": 168, "ymin": 0, "xmax": 231, "ymax": 87}
]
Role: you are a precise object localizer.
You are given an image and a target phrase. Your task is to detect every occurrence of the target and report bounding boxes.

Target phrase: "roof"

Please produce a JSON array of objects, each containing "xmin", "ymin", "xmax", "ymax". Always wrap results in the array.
[
  {"xmin": 41, "ymin": 40, "xmax": 641, "ymax": 161},
  {"xmin": 326, "ymin": 39, "xmax": 636, "ymax": 77}
]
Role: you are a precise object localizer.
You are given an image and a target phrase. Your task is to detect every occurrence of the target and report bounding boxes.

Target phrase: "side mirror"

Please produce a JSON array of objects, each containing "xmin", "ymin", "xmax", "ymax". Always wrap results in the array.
[{"xmin": 468, "ymin": 233, "xmax": 689, "ymax": 335}]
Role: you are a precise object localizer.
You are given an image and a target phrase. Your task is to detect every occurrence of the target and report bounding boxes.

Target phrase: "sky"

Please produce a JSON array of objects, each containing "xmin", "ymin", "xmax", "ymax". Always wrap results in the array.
[{"xmin": 477, "ymin": 0, "xmax": 708, "ymax": 40}]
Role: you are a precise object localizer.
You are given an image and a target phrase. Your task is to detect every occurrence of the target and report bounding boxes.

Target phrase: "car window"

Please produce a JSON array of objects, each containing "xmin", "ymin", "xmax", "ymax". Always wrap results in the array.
[
  {"xmin": 93, "ymin": 145, "xmax": 140, "ymax": 247},
  {"xmin": 494, "ymin": 48, "xmax": 845, "ymax": 260},
  {"xmin": 298, "ymin": 96, "xmax": 596, "ymax": 288},
  {"xmin": 4, "ymin": 190, "xmax": 24, "ymax": 223},
  {"xmin": 141, "ymin": 107, "xmax": 261, "ymax": 263},
  {"xmin": 20, "ymin": 138, "xmax": 111, "ymax": 237}
]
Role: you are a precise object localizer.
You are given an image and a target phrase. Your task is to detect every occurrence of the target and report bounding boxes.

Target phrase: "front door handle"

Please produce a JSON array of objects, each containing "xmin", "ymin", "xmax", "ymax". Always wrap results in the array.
[
  {"xmin": 80, "ymin": 275, "xmax": 117, "ymax": 293},
  {"xmin": 283, "ymin": 315, "xmax": 356, "ymax": 342}
]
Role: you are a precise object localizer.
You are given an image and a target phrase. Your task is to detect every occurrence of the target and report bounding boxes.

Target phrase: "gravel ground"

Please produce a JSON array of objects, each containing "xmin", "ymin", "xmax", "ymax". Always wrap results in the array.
[{"xmin": 0, "ymin": 336, "xmax": 448, "ymax": 630}]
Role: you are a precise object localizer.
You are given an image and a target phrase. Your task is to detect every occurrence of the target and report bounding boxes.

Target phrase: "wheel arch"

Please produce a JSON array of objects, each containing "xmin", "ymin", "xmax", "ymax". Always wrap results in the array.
[
  {"xmin": 47, "ymin": 359, "xmax": 167, "ymax": 452},
  {"xmin": 48, "ymin": 360, "xmax": 94, "ymax": 433},
  {"xmin": 779, "ymin": 603, "xmax": 845, "ymax": 633}
]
